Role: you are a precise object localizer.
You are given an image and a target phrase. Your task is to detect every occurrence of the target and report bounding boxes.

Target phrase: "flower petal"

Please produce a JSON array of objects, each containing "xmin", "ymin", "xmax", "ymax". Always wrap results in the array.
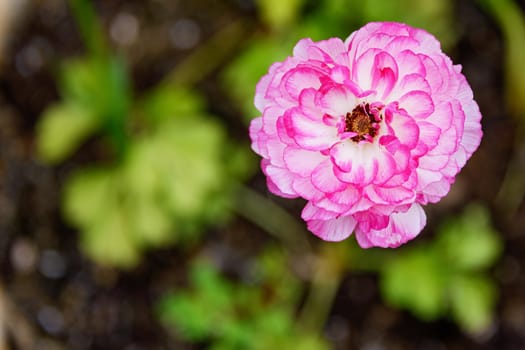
[
  {"xmin": 355, "ymin": 203, "xmax": 426, "ymax": 248},
  {"xmin": 398, "ymin": 90, "xmax": 434, "ymax": 119},
  {"xmin": 311, "ymin": 160, "xmax": 347, "ymax": 192},
  {"xmin": 371, "ymin": 51, "xmax": 399, "ymax": 99},
  {"xmin": 307, "ymin": 215, "xmax": 357, "ymax": 241},
  {"xmin": 284, "ymin": 146, "xmax": 324, "ymax": 177},
  {"xmin": 284, "ymin": 109, "xmax": 338, "ymax": 150},
  {"xmin": 263, "ymin": 163, "xmax": 297, "ymax": 198},
  {"xmin": 281, "ymin": 66, "xmax": 324, "ymax": 100}
]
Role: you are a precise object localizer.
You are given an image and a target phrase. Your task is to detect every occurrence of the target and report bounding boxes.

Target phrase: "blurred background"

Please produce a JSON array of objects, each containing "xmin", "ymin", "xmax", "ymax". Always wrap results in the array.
[{"xmin": 0, "ymin": 0, "xmax": 524, "ymax": 349}]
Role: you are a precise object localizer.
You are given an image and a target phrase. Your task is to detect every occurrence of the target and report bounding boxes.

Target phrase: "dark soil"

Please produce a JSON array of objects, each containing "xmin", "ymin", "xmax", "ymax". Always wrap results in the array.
[{"xmin": 0, "ymin": 0, "xmax": 523, "ymax": 349}]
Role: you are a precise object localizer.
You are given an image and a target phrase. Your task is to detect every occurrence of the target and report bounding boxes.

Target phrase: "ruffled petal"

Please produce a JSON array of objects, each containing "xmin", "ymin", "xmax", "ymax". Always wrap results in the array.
[
  {"xmin": 371, "ymin": 51, "xmax": 399, "ymax": 99},
  {"xmin": 284, "ymin": 146, "xmax": 324, "ymax": 177},
  {"xmin": 398, "ymin": 90, "xmax": 434, "ymax": 119},
  {"xmin": 284, "ymin": 109, "xmax": 338, "ymax": 150},
  {"xmin": 311, "ymin": 160, "xmax": 347, "ymax": 193},
  {"xmin": 263, "ymin": 164, "xmax": 297, "ymax": 198},
  {"xmin": 355, "ymin": 203, "xmax": 426, "ymax": 248},
  {"xmin": 307, "ymin": 215, "xmax": 357, "ymax": 241}
]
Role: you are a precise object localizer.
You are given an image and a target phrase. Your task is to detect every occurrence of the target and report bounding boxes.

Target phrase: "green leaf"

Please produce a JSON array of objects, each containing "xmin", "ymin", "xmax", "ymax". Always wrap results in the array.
[
  {"xmin": 141, "ymin": 85, "xmax": 205, "ymax": 125},
  {"xmin": 63, "ymin": 168, "xmax": 140, "ymax": 267},
  {"xmin": 80, "ymin": 207, "xmax": 140, "ymax": 267},
  {"xmin": 63, "ymin": 168, "xmax": 116, "ymax": 228},
  {"xmin": 222, "ymin": 37, "xmax": 292, "ymax": 121},
  {"xmin": 36, "ymin": 103, "xmax": 99, "ymax": 163},
  {"xmin": 436, "ymin": 204, "xmax": 502, "ymax": 271},
  {"xmin": 158, "ymin": 119, "xmax": 226, "ymax": 217},
  {"xmin": 158, "ymin": 256, "xmax": 328, "ymax": 350},
  {"xmin": 159, "ymin": 261, "xmax": 235, "ymax": 341},
  {"xmin": 127, "ymin": 198, "xmax": 173, "ymax": 246},
  {"xmin": 256, "ymin": 0, "xmax": 305, "ymax": 31},
  {"xmin": 160, "ymin": 293, "xmax": 213, "ymax": 341},
  {"xmin": 60, "ymin": 56, "xmax": 131, "ymax": 155},
  {"xmin": 60, "ymin": 58, "xmax": 106, "ymax": 115},
  {"xmin": 381, "ymin": 248, "xmax": 447, "ymax": 320},
  {"xmin": 449, "ymin": 274, "xmax": 497, "ymax": 334}
]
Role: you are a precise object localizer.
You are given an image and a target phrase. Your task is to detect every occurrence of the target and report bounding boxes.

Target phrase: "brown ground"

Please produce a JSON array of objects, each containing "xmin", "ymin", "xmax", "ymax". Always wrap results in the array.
[{"xmin": 0, "ymin": 0, "xmax": 523, "ymax": 349}]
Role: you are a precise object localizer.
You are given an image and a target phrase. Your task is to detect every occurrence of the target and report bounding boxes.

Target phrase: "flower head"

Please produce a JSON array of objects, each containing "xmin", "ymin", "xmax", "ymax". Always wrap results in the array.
[{"xmin": 249, "ymin": 22, "xmax": 482, "ymax": 248}]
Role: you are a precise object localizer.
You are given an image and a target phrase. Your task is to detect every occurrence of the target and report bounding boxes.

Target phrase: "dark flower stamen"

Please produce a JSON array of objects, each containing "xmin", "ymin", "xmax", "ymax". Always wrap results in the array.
[{"xmin": 345, "ymin": 103, "xmax": 379, "ymax": 142}]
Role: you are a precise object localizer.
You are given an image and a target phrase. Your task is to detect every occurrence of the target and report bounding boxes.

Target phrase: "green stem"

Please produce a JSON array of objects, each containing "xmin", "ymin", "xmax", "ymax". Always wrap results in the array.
[
  {"xmin": 67, "ymin": 0, "xmax": 106, "ymax": 57},
  {"xmin": 478, "ymin": 0, "xmax": 525, "ymax": 222},
  {"xmin": 477, "ymin": 0, "xmax": 525, "ymax": 116},
  {"xmin": 494, "ymin": 126, "xmax": 525, "ymax": 224},
  {"xmin": 162, "ymin": 19, "xmax": 250, "ymax": 87},
  {"xmin": 232, "ymin": 185, "xmax": 312, "ymax": 254},
  {"xmin": 298, "ymin": 243, "xmax": 345, "ymax": 334}
]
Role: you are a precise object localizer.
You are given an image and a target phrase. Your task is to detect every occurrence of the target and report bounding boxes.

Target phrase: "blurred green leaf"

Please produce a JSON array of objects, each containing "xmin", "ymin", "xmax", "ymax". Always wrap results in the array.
[
  {"xmin": 60, "ymin": 57, "xmax": 130, "ymax": 122},
  {"xmin": 36, "ymin": 103, "xmax": 99, "ymax": 163},
  {"xmin": 63, "ymin": 168, "xmax": 116, "ymax": 228},
  {"xmin": 63, "ymin": 168, "xmax": 140, "ymax": 267},
  {"xmin": 59, "ymin": 56, "xmax": 131, "ymax": 156},
  {"xmin": 449, "ymin": 274, "xmax": 497, "ymax": 335},
  {"xmin": 381, "ymin": 247, "xmax": 447, "ymax": 320},
  {"xmin": 159, "ymin": 251, "xmax": 328, "ymax": 350},
  {"xmin": 127, "ymin": 198, "xmax": 173, "ymax": 246},
  {"xmin": 379, "ymin": 204, "xmax": 502, "ymax": 334},
  {"xmin": 62, "ymin": 85, "xmax": 250, "ymax": 267},
  {"xmin": 256, "ymin": 0, "xmax": 305, "ymax": 31},
  {"xmin": 436, "ymin": 204, "xmax": 503, "ymax": 271},
  {"xmin": 141, "ymin": 86, "xmax": 205, "ymax": 126},
  {"xmin": 81, "ymin": 207, "xmax": 141, "ymax": 267},
  {"xmin": 222, "ymin": 37, "xmax": 292, "ymax": 121},
  {"xmin": 159, "ymin": 120, "xmax": 225, "ymax": 217},
  {"xmin": 159, "ymin": 261, "xmax": 235, "ymax": 341}
]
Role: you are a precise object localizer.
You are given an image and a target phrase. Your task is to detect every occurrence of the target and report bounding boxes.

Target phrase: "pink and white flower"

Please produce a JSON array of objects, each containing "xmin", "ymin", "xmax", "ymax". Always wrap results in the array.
[{"xmin": 249, "ymin": 22, "xmax": 482, "ymax": 248}]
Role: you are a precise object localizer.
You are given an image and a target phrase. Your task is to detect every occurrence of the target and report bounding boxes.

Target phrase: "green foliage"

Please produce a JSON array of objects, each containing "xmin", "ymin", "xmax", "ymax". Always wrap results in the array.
[
  {"xmin": 61, "ymin": 85, "xmax": 250, "ymax": 267},
  {"xmin": 382, "ymin": 247, "xmax": 447, "ymax": 320},
  {"xmin": 36, "ymin": 56, "xmax": 131, "ymax": 163},
  {"xmin": 256, "ymin": 0, "xmax": 305, "ymax": 31},
  {"xmin": 449, "ymin": 274, "xmax": 497, "ymax": 334},
  {"xmin": 380, "ymin": 205, "xmax": 502, "ymax": 334},
  {"xmin": 435, "ymin": 205, "xmax": 503, "ymax": 271},
  {"xmin": 222, "ymin": 37, "xmax": 293, "ymax": 121},
  {"xmin": 159, "ymin": 249, "xmax": 328, "ymax": 350},
  {"xmin": 36, "ymin": 102, "xmax": 99, "ymax": 163},
  {"xmin": 35, "ymin": 0, "xmax": 254, "ymax": 268}
]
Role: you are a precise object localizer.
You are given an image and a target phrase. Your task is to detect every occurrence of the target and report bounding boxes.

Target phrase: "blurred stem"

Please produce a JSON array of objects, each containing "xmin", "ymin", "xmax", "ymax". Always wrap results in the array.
[
  {"xmin": 479, "ymin": 0, "xmax": 525, "ymax": 222},
  {"xmin": 163, "ymin": 19, "xmax": 249, "ymax": 87},
  {"xmin": 67, "ymin": 0, "xmax": 107, "ymax": 58},
  {"xmin": 477, "ymin": 0, "xmax": 525, "ymax": 116},
  {"xmin": 233, "ymin": 185, "xmax": 312, "ymax": 254},
  {"xmin": 494, "ymin": 126, "xmax": 525, "ymax": 224},
  {"xmin": 104, "ymin": 56, "xmax": 131, "ymax": 161},
  {"xmin": 298, "ymin": 243, "xmax": 345, "ymax": 334}
]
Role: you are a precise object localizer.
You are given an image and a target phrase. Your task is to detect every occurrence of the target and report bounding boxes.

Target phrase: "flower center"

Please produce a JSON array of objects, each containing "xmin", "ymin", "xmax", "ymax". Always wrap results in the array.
[{"xmin": 345, "ymin": 103, "xmax": 380, "ymax": 142}]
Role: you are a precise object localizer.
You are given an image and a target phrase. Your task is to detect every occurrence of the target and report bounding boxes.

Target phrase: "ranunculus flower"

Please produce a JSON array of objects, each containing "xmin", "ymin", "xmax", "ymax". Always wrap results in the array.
[{"xmin": 249, "ymin": 22, "xmax": 482, "ymax": 248}]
